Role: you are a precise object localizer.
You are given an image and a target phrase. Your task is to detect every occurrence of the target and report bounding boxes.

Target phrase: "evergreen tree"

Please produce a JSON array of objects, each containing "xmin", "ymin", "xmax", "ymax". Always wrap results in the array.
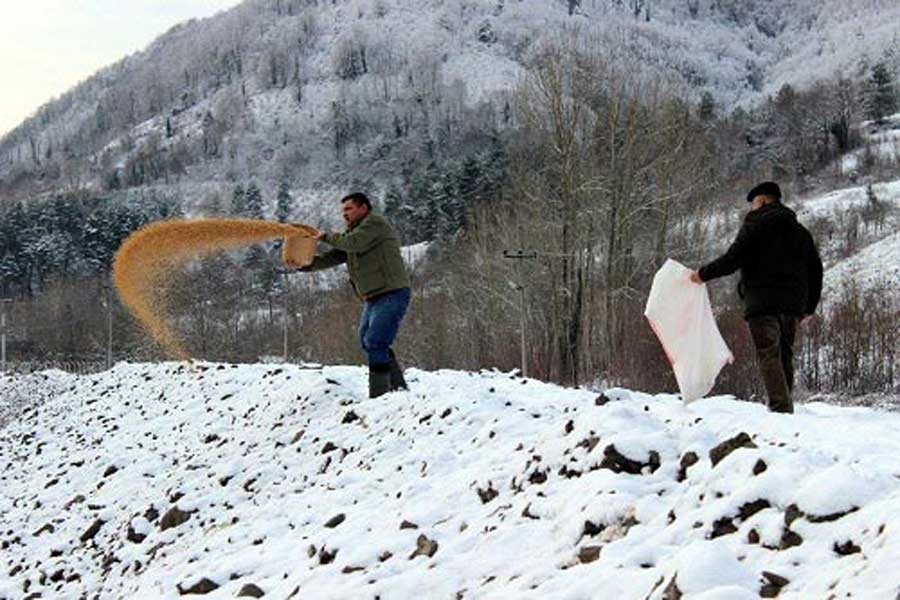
[
  {"xmin": 0, "ymin": 203, "xmax": 28, "ymax": 295},
  {"xmin": 51, "ymin": 195, "xmax": 84, "ymax": 239},
  {"xmin": 407, "ymin": 166, "xmax": 440, "ymax": 242},
  {"xmin": 458, "ymin": 155, "xmax": 482, "ymax": 205},
  {"xmin": 440, "ymin": 169, "xmax": 465, "ymax": 237},
  {"xmin": 383, "ymin": 184, "xmax": 412, "ymax": 241},
  {"xmin": 83, "ymin": 210, "xmax": 111, "ymax": 273},
  {"xmin": 275, "ymin": 180, "xmax": 292, "ymax": 223},
  {"xmin": 383, "ymin": 185, "xmax": 403, "ymax": 217},
  {"xmin": 482, "ymin": 133, "xmax": 508, "ymax": 200},
  {"xmin": 34, "ymin": 230, "xmax": 76, "ymax": 278},
  {"xmin": 153, "ymin": 193, "xmax": 183, "ymax": 221},
  {"xmin": 864, "ymin": 62, "xmax": 898, "ymax": 123},
  {"xmin": 231, "ymin": 184, "xmax": 247, "ymax": 216},
  {"xmin": 698, "ymin": 91, "xmax": 716, "ymax": 121},
  {"xmin": 245, "ymin": 182, "xmax": 265, "ymax": 219},
  {"xmin": 0, "ymin": 203, "xmax": 25, "ymax": 257},
  {"xmin": 0, "ymin": 252, "xmax": 24, "ymax": 296},
  {"xmin": 237, "ymin": 181, "xmax": 271, "ymax": 302}
]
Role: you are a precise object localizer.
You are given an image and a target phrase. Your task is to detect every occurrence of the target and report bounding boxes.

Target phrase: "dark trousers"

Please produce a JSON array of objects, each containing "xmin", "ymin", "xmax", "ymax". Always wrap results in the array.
[
  {"xmin": 359, "ymin": 288, "xmax": 411, "ymax": 366},
  {"xmin": 747, "ymin": 314, "xmax": 799, "ymax": 413}
]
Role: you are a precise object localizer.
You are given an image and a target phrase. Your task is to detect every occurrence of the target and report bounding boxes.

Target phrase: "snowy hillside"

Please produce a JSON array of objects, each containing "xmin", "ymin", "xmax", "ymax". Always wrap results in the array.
[
  {"xmin": 3, "ymin": 362, "xmax": 900, "ymax": 599},
  {"xmin": 2, "ymin": 0, "xmax": 900, "ymax": 207},
  {"xmin": 821, "ymin": 230, "xmax": 900, "ymax": 298},
  {"xmin": 796, "ymin": 178, "xmax": 900, "ymax": 304},
  {"xmin": 841, "ymin": 114, "xmax": 900, "ymax": 175}
]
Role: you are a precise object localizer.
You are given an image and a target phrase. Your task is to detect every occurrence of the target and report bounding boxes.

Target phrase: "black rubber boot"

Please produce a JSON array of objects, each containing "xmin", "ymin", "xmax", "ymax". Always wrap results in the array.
[
  {"xmin": 387, "ymin": 349, "xmax": 408, "ymax": 391},
  {"xmin": 368, "ymin": 362, "xmax": 392, "ymax": 398}
]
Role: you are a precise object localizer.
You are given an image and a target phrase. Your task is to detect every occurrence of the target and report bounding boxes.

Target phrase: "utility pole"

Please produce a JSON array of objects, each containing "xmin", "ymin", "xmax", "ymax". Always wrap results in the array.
[
  {"xmin": 1, "ymin": 299, "xmax": 11, "ymax": 374},
  {"xmin": 104, "ymin": 284, "xmax": 113, "ymax": 370},
  {"xmin": 275, "ymin": 269, "xmax": 292, "ymax": 363},
  {"xmin": 282, "ymin": 275, "xmax": 289, "ymax": 363},
  {"xmin": 502, "ymin": 250, "xmax": 537, "ymax": 378}
]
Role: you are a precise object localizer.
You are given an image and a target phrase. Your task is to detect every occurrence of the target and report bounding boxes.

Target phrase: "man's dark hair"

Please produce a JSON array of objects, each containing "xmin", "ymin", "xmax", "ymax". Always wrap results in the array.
[{"xmin": 341, "ymin": 192, "xmax": 372, "ymax": 209}]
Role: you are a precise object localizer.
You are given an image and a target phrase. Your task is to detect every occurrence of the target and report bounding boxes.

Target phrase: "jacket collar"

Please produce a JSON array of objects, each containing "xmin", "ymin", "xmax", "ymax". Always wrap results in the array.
[
  {"xmin": 347, "ymin": 211, "xmax": 372, "ymax": 231},
  {"xmin": 747, "ymin": 199, "xmax": 794, "ymax": 222}
]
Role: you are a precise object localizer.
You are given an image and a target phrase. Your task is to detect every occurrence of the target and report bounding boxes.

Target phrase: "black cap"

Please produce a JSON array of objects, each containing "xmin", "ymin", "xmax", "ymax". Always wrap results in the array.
[{"xmin": 746, "ymin": 181, "xmax": 781, "ymax": 203}]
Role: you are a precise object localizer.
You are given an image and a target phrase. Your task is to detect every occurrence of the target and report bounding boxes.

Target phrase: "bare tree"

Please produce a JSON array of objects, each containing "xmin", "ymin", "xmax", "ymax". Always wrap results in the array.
[{"xmin": 462, "ymin": 36, "xmax": 714, "ymax": 385}]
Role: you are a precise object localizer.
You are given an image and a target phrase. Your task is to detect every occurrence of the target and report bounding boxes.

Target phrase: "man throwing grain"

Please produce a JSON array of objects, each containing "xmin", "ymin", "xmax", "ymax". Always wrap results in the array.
[
  {"xmin": 290, "ymin": 192, "xmax": 411, "ymax": 398},
  {"xmin": 689, "ymin": 181, "xmax": 823, "ymax": 414}
]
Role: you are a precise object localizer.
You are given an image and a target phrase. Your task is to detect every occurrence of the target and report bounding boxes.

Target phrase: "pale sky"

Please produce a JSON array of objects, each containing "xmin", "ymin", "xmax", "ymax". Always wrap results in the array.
[{"xmin": 0, "ymin": 0, "xmax": 245, "ymax": 138}]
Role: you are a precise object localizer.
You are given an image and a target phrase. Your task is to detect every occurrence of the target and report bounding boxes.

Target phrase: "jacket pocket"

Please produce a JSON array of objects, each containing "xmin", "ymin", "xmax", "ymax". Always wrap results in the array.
[{"xmin": 353, "ymin": 247, "xmax": 387, "ymax": 295}]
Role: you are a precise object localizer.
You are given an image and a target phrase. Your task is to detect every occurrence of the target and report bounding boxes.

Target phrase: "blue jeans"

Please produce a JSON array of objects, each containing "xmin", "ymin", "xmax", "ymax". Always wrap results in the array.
[{"xmin": 359, "ymin": 288, "xmax": 411, "ymax": 365}]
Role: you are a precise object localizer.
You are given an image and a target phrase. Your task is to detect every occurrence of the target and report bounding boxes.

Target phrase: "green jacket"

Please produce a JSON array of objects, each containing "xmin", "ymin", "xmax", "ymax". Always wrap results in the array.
[{"xmin": 303, "ymin": 212, "xmax": 411, "ymax": 300}]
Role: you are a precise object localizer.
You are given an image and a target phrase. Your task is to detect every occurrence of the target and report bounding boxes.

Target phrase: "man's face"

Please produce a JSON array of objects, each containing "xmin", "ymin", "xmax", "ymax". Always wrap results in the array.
[
  {"xmin": 750, "ymin": 194, "xmax": 772, "ymax": 211},
  {"xmin": 342, "ymin": 199, "xmax": 369, "ymax": 227}
]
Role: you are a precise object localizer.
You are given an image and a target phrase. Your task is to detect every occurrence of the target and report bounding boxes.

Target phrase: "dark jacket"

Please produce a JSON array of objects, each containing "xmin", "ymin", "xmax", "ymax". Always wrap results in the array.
[
  {"xmin": 302, "ymin": 212, "xmax": 410, "ymax": 300},
  {"xmin": 698, "ymin": 200, "xmax": 823, "ymax": 319}
]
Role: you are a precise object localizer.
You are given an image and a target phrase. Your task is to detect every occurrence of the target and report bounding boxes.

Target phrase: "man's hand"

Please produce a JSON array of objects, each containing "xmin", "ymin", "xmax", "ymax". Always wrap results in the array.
[
  {"xmin": 282, "ymin": 255, "xmax": 307, "ymax": 270},
  {"xmin": 289, "ymin": 223, "xmax": 324, "ymax": 240},
  {"xmin": 315, "ymin": 230, "xmax": 327, "ymax": 242},
  {"xmin": 689, "ymin": 270, "xmax": 703, "ymax": 284}
]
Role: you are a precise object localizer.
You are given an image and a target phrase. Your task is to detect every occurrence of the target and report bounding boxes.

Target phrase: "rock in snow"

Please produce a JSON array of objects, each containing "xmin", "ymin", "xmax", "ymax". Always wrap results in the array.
[{"xmin": 1, "ymin": 362, "xmax": 900, "ymax": 599}]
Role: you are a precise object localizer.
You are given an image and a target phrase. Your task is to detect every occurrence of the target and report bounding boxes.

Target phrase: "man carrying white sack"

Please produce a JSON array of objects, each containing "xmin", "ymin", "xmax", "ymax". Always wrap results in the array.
[{"xmin": 689, "ymin": 181, "xmax": 823, "ymax": 414}]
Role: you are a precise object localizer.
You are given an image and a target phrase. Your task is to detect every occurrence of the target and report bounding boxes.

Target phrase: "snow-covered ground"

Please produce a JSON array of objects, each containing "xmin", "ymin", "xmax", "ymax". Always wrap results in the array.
[
  {"xmin": 0, "ymin": 370, "xmax": 72, "ymax": 430},
  {"xmin": 797, "ymin": 179, "xmax": 900, "ymax": 221},
  {"xmin": 2, "ymin": 362, "xmax": 900, "ymax": 599},
  {"xmin": 820, "ymin": 230, "xmax": 900, "ymax": 301},
  {"xmin": 841, "ymin": 114, "xmax": 900, "ymax": 175}
]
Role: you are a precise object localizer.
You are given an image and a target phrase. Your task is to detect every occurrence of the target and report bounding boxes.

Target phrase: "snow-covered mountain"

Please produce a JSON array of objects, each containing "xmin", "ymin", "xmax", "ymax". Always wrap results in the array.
[
  {"xmin": 2, "ymin": 362, "xmax": 900, "ymax": 599},
  {"xmin": 1, "ymin": 0, "xmax": 899, "ymax": 206}
]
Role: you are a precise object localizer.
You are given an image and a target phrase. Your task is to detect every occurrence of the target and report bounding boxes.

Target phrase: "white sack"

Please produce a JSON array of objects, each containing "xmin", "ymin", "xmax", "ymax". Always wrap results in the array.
[{"xmin": 644, "ymin": 259, "xmax": 734, "ymax": 402}]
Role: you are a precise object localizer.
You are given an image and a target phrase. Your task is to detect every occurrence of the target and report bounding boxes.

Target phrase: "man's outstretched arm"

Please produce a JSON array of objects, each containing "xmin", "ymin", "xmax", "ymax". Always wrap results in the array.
[
  {"xmin": 297, "ymin": 248, "xmax": 348, "ymax": 272},
  {"xmin": 322, "ymin": 216, "xmax": 388, "ymax": 254},
  {"xmin": 694, "ymin": 221, "xmax": 756, "ymax": 283}
]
